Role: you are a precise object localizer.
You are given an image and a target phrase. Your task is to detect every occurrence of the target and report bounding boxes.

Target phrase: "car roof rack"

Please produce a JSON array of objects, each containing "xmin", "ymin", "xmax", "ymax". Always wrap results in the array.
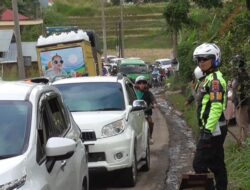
[{"xmin": 25, "ymin": 77, "xmax": 50, "ymax": 84}]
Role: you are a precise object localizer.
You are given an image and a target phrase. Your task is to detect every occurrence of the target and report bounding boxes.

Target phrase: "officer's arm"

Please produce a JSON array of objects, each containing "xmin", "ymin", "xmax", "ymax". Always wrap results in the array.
[{"xmin": 205, "ymin": 79, "xmax": 225, "ymax": 132}]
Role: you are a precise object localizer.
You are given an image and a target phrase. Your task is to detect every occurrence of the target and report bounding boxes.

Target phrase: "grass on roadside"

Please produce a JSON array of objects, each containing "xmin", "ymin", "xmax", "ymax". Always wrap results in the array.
[
  {"xmin": 225, "ymin": 140, "xmax": 250, "ymax": 190},
  {"xmin": 164, "ymin": 76, "xmax": 200, "ymax": 139},
  {"xmin": 166, "ymin": 92, "xmax": 199, "ymax": 139}
]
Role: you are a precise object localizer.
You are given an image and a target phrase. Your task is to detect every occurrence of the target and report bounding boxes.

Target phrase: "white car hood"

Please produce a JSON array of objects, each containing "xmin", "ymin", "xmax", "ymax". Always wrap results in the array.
[
  {"xmin": 0, "ymin": 155, "xmax": 26, "ymax": 185},
  {"xmin": 72, "ymin": 111, "xmax": 125, "ymax": 138}
]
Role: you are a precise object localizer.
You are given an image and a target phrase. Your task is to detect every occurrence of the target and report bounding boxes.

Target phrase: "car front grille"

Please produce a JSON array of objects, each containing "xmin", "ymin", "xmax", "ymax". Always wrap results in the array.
[
  {"xmin": 81, "ymin": 131, "xmax": 96, "ymax": 141},
  {"xmin": 88, "ymin": 152, "xmax": 106, "ymax": 162}
]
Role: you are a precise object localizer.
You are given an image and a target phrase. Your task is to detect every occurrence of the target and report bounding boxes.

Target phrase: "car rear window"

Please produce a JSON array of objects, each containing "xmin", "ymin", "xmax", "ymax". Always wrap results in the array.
[
  {"xmin": 119, "ymin": 64, "xmax": 148, "ymax": 74},
  {"xmin": 54, "ymin": 82, "xmax": 125, "ymax": 112},
  {"xmin": 161, "ymin": 60, "xmax": 172, "ymax": 65}
]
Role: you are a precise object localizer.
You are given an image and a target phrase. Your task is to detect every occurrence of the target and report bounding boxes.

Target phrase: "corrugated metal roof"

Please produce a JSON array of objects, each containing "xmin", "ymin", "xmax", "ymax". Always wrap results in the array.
[
  {"xmin": 0, "ymin": 30, "xmax": 14, "ymax": 52},
  {"xmin": 1, "ymin": 42, "xmax": 37, "ymax": 64}
]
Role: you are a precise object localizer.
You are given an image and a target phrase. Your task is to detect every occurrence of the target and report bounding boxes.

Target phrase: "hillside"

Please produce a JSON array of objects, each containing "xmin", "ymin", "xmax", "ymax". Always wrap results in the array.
[
  {"xmin": 67, "ymin": 13, "xmax": 171, "ymax": 48},
  {"xmin": 51, "ymin": 2, "xmax": 172, "ymax": 61}
]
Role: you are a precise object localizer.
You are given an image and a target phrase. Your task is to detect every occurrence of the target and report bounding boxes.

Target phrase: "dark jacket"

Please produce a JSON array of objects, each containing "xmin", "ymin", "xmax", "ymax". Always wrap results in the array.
[
  {"xmin": 232, "ymin": 68, "xmax": 250, "ymax": 107},
  {"xmin": 141, "ymin": 90, "xmax": 155, "ymax": 116}
]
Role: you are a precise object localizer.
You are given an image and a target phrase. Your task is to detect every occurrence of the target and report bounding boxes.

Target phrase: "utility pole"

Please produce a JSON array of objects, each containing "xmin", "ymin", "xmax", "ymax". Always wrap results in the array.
[
  {"xmin": 120, "ymin": 0, "xmax": 124, "ymax": 58},
  {"xmin": 116, "ymin": 22, "xmax": 119, "ymax": 57},
  {"xmin": 12, "ymin": 0, "xmax": 25, "ymax": 79},
  {"xmin": 101, "ymin": 0, "xmax": 107, "ymax": 63},
  {"xmin": 118, "ymin": 22, "xmax": 122, "ymax": 57}
]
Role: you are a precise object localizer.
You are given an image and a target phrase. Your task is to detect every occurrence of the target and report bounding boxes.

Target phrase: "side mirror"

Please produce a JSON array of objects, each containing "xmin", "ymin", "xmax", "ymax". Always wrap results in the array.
[
  {"xmin": 46, "ymin": 137, "xmax": 76, "ymax": 160},
  {"xmin": 45, "ymin": 137, "xmax": 76, "ymax": 173},
  {"xmin": 131, "ymin": 100, "xmax": 147, "ymax": 111}
]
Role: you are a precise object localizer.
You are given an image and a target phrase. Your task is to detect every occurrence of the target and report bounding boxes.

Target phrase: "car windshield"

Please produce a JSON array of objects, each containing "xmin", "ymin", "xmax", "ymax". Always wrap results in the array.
[
  {"xmin": 0, "ymin": 101, "xmax": 31, "ymax": 159},
  {"xmin": 161, "ymin": 60, "xmax": 172, "ymax": 65},
  {"xmin": 119, "ymin": 65, "xmax": 148, "ymax": 74},
  {"xmin": 54, "ymin": 82, "xmax": 125, "ymax": 112}
]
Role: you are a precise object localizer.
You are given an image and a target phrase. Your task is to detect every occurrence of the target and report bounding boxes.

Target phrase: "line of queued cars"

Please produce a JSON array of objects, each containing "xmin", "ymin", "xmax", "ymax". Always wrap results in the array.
[
  {"xmin": 102, "ymin": 55, "xmax": 153, "ymax": 87},
  {"xmin": 0, "ymin": 73, "xmax": 151, "ymax": 189}
]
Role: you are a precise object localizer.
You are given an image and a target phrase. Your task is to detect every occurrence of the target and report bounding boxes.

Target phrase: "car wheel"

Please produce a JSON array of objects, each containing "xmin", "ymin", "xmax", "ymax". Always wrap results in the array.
[
  {"xmin": 141, "ymin": 136, "xmax": 150, "ymax": 171},
  {"xmin": 122, "ymin": 146, "xmax": 137, "ymax": 187}
]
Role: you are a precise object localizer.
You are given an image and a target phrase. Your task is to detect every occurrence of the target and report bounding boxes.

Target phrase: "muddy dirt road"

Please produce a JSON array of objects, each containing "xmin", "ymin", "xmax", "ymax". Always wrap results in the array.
[{"xmin": 89, "ymin": 107, "xmax": 170, "ymax": 190}]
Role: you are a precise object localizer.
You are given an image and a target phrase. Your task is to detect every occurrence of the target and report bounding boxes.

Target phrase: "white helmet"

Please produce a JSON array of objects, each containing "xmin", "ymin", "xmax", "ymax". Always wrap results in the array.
[
  {"xmin": 193, "ymin": 43, "xmax": 221, "ymax": 68},
  {"xmin": 135, "ymin": 75, "xmax": 147, "ymax": 84},
  {"xmin": 194, "ymin": 66, "xmax": 205, "ymax": 80}
]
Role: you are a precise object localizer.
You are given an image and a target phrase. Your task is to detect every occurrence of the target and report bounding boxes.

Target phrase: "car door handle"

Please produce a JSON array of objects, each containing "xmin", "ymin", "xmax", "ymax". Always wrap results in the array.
[{"xmin": 60, "ymin": 160, "xmax": 67, "ymax": 170}]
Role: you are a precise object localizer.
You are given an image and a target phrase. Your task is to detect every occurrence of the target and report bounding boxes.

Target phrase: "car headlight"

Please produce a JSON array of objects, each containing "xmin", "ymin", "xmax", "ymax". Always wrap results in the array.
[
  {"xmin": 0, "ymin": 175, "xmax": 26, "ymax": 190},
  {"xmin": 102, "ymin": 119, "xmax": 125, "ymax": 137}
]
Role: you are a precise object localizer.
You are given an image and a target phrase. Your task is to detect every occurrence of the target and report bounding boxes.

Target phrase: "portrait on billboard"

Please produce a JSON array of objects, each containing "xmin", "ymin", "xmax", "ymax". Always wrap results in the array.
[{"xmin": 40, "ymin": 46, "xmax": 85, "ymax": 78}]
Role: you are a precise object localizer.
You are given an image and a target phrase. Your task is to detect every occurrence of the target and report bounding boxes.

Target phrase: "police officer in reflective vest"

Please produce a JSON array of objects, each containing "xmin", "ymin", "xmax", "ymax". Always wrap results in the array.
[{"xmin": 192, "ymin": 43, "xmax": 228, "ymax": 190}]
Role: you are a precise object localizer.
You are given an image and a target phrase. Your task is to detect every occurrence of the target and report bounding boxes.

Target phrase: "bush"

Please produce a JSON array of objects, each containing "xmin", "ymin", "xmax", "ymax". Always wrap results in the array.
[
  {"xmin": 21, "ymin": 25, "xmax": 42, "ymax": 41},
  {"xmin": 177, "ymin": 37, "xmax": 196, "ymax": 82},
  {"xmin": 43, "ymin": 7, "xmax": 68, "ymax": 26},
  {"xmin": 66, "ymin": 6, "xmax": 96, "ymax": 16},
  {"xmin": 111, "ymin": 0, "xmax": 120, "ymax": 5}
]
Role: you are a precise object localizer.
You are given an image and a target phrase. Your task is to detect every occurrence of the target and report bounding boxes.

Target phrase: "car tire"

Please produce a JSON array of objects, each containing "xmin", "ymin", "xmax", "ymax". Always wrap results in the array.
[
  {"xmin": 141, "ymin": 135, "xmax": 150, "ymax": 172},
  {"xmin": 122, "ymin": 146, "xmax": 137, "ymax": 187}
]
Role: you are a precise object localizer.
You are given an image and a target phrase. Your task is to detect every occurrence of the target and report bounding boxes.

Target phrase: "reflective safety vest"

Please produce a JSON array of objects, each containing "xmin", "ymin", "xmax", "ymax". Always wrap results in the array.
[{"xmin": 200, "ymin": 71, "xmax": 227, "ymax": 133}]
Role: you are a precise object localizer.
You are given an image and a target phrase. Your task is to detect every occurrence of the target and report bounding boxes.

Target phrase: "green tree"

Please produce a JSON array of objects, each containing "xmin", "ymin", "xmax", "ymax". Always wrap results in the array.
[
  {"xmin": 163, "ymin": 0, "xmax": 190, "ymax": 58},
  {"xmin": 18, "ymin": 0, "xmax": 38, "ymax": 18},
  {"xmin": 111, "ymin": 0, "xmax": 120, "ymax": 5},
  {"xmin": 0, "ymin": 0, "xmax": 40, "ymax": 18},
  {"xmin": 1, "ymin": 0, "xmax": 12, "ymax": 9},
  {"xmin": 247, "ymin": 0, "xmax": 250, "ymax": 10},
  {"xmin": 193, "ymin": 0, "xmax": 223, "ymax": 9},
  {"xmin": 43, "ymin": 7, "xmax": 68, "ymax": 26}
]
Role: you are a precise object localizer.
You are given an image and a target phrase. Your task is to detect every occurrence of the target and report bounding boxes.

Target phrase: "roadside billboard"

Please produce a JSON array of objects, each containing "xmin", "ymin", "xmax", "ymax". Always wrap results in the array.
[{"xmin": 39, "ymin": 46, "xmax": 85, "ymax": 78}]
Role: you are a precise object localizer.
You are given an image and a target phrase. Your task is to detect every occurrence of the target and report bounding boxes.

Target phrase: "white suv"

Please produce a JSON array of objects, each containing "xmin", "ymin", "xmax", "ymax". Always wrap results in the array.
[
  {"xmin": 0, "ymin": 81, "xmax": 88, "ymax": 190},
  {"xmin": 53, "ymin": 75, "xmax": 150, "ymax": 187},
  {"xmin": 155, "ymin": 58, "xmax": 180, "ymax": 73},
  {"xmin": 155, "ymin": 58, "xmax": 173, "ymax": 72}
]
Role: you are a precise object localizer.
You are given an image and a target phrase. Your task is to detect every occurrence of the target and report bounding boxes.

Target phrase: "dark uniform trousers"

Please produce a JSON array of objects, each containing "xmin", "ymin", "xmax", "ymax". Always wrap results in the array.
[{"xmin": 193, "ymin": 125, "xmax": 228, "ymax": 190}]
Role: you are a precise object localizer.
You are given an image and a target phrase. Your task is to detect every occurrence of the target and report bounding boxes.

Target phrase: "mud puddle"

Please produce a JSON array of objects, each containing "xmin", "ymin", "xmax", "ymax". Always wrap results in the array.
[{"xmin": 152, "ymin": 88, "xmax": 196, "ymax": 190}]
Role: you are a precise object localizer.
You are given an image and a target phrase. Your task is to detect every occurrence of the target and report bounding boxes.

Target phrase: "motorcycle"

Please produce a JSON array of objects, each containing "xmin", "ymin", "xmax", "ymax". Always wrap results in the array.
[{"xmin": 152, "ymin": 73, "xmax": 161, "ymax": 88}]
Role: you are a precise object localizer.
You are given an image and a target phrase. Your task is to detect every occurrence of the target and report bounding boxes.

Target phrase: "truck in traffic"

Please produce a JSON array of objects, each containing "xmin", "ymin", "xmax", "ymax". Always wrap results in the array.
[
  {"xmin": 36, "ymin": 29, "xmax": 102, "ymax": 80},
  {"xmin": 118, "ymin": 58, "xmax": 152, "ymax": 86}
]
